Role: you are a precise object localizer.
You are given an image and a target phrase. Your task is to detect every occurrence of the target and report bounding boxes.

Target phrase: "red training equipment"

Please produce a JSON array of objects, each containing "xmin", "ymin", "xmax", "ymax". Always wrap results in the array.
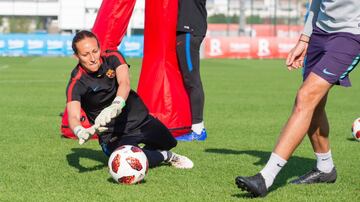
[
  {"xmin": 137, "ymin": 0, "xmax": 191, "ymax": 137},
  {"xmin": 92, "ymin": 0, "xmax": 136, "ymax": 51}
]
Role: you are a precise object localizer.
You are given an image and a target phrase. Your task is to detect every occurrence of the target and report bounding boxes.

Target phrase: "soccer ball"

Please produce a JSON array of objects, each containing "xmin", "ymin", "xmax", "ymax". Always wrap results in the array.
[
  {"xmin": 351, "ymin": 118, "xmax": 360, "ymax": 141},
  {"xmin": 108, "ymin": 145, "xmax": 149, "ymax": 184}
]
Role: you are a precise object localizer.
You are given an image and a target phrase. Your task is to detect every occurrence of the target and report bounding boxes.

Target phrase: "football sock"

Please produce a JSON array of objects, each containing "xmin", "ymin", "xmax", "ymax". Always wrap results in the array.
[
  {"xmin": 315, "ymin": 150, "xmax": 334, "ymax": 173},
  {"xmin": 260, "ymin": 152, "xmax": 287, "ymax": 189},
  {"xmin": 191, "ymin": 121, "xmax": 204, "ymax": 134},
  {"xmin": 143, "ymin": 149, "xmax": 166, "ymax": 168},
  {"xmin": 160, "ymin": 151, "xmax": 173, "ymax": 162}
]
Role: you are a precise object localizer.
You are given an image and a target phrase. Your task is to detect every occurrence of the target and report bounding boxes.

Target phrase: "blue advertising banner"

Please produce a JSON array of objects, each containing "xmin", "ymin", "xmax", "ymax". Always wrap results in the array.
[
  {"xmin": 0, "ymin": 34, "xmax": 144, "ymax": 57},
  {"xmin": 119, "ymin": 36, "xmax": 144, "ymax": 57},
  {"xmin": 0, "ymin": 37, "xmax": 6, "ymax": 56}
]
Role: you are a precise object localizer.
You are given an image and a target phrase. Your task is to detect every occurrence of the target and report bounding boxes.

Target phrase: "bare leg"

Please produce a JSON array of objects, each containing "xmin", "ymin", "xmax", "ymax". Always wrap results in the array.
[
  {"xmin": 273, "ymin": 73, "xmax": 332, "ymax": 160},
  {"xmin": 235, "ymin": 73, "xmax": 334, "ymax": 196},
  {"xmin": 308, "ymin": 94, "xmax": 330, "ymax": 153}
]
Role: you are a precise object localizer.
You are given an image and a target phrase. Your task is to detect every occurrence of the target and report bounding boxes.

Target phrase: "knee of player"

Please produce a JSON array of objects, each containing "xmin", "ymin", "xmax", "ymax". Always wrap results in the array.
[
  {"xmin": 294, "ymin": 89, "xmax": 318, "ymax": 111},
  {"xmin": 183, "ymin": 80, "xmax": 195, "ymax": 89},
  {"xmin": 170, "ymin": 138, "xmax": 178, "ymax": 149},
  {"xmin": 183, "ymin": 78, "xmax": 201, "ymax": 88},
  {"xmin": 164, "ymin": 138, "xmax": 177, "ymax": 151}
]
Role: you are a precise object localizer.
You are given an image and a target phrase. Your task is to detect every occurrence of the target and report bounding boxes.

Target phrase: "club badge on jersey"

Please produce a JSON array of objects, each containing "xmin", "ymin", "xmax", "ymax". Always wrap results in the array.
[{"xmin": 106, "ymin": 69, "xmax": 115, "ymax": 78}]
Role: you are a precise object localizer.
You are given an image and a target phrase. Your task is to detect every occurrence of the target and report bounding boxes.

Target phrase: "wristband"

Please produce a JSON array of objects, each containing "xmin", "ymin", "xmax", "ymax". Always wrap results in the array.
[
  {"xmin": 299, "ymin": 39, "xmax": 309, "ymax": 43},
  {"xmin": 113, "ymin": 96, "xmax": 126, "ymax": 108},
  {"xmin": 73, "ymin": 125, "xmax": 83, "ymax": 135}
]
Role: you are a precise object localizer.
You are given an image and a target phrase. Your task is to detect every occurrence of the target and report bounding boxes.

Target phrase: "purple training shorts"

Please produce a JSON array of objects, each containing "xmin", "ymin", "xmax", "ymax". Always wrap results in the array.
[{"xmin": 303, "ymin": 26, "xmax": 360, "ymax": 87}]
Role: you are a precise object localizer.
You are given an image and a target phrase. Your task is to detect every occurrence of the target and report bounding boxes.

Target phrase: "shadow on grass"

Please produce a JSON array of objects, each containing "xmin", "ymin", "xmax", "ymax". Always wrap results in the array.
[
  {"xmin": 107, "ymin": 177, "xmax": 148, "ymax": 185},
  {"xmin": 66, "ymin": 148, "xmax": 107, "ymax": 173},
  {"xmin": 205, "ymin": 148, "xmax": 315, "ymax": 198},
  {"xmin": 347, "ymin": 137, "xmax": 358, "ymax": 142},
  {"xmin": 231, "ymin": 193, "xmax": 254, "ymax": 199}
]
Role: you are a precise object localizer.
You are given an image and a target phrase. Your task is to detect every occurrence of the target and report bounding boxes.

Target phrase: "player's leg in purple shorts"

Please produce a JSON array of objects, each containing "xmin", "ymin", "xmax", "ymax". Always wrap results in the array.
[{"xmin": 304, "ymin": 26, "xmax": 360, "ymax": 87}]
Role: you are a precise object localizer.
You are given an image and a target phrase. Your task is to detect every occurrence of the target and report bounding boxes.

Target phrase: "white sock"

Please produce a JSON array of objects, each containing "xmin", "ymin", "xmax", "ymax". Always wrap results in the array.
[
  {"xmin": 260, "ymin": 152, "xmax": 287, "ymax": 189},
  {"xmin": 160, "ymin": 151, "xmax": 169, "ymax": 161},
  {"xmin": 315, "ymin": 150, "xmax": 334, "ymax": 173},
  {"xmin": 191, "ymin": 121, "xmax": 204, "ymax": 134}
]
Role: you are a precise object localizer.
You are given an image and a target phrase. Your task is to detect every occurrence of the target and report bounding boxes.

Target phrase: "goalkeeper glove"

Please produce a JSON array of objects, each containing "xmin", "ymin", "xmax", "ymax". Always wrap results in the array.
[
  {"xmin": 74, "ymin": 125, "xmax": 108, "ymax": 145},
  {"xmin": 95, "ymin": 96, "xmax": 126, "ymax": 126},
  {"xmin": 74, "ymin": 125, "xmax": 94, "ymax": 145}
]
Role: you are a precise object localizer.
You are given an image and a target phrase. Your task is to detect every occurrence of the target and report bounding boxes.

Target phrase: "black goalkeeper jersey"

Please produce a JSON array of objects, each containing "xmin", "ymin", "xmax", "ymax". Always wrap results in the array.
[
  {"xmin": 66, "ymin": 50, "xmax": 149, "ymax": 134},
  {"xmin": 177, "ymin": 0, "xmax": 207, "ymax": 37}
]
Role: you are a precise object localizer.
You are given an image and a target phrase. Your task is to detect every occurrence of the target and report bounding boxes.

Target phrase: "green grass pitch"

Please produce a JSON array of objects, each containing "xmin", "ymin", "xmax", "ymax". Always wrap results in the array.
[{"xmin": 0, "ymin": 57, "xmax": 359, "ymax": 201}]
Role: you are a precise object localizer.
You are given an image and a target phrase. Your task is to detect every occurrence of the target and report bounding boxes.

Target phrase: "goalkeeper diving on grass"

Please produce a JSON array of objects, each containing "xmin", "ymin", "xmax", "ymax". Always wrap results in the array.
[{"xmin": 65, "ymin": 30, "xmax": 193, "ymax": 169}]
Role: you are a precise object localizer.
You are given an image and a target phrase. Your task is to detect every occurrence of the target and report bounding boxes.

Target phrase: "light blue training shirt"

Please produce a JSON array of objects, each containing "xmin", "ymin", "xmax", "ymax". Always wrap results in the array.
[{"xmin": 303, "ymin": 0, "xmax": 360, "ymax": 36}]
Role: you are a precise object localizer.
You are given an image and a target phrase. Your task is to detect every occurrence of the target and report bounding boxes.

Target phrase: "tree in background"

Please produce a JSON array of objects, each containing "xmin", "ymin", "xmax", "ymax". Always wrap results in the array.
[
  {"xmin": 9, "ymin": 17, "xmax": 32, "ymax": 33},
  {"xmin": 208, "ymin": 14, "xmax": 240, "ymax": 24}
]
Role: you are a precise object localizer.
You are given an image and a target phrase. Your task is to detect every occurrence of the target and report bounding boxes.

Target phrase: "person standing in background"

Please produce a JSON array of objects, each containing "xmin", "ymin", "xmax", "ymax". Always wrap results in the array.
[{"xmin": 175, "ymin": 0, "xmax": 208, "ymax": 141}]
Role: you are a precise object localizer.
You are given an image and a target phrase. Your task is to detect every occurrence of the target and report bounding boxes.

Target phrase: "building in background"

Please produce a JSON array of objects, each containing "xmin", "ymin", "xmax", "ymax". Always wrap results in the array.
[
  {"xmin": 0, "ymin": 0, "xmax": 309, "ymax": 58},
  {"xmin": 0, "ymin": 0, "xmax": 144, "ymax": 34},
  {"xmin": 0, "ymin": 0, "xmax": 307, "ymax": 35}
]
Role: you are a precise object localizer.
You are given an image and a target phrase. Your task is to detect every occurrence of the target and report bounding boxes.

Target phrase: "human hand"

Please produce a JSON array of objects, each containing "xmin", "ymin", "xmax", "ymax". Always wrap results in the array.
[
  {"xmin": 74, "ymin": 125, "xmax": 95, "ymax": 145},
  {"xmin": 76, "ymin": 124, "xmax": 109, "ymax": 145},
  {"xmin": 286, "ymin": 39, "xmax": 309, "ymax": 70},
  {"xmin": 95, "ymin": 96, "xmax": 125, "ymax": 126}
]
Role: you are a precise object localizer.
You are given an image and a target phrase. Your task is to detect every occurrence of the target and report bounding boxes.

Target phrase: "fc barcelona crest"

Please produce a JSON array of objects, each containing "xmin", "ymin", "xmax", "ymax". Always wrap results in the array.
[{"xmin": 106, "ymin": 69, "xmax": 116, "ymax": 78}]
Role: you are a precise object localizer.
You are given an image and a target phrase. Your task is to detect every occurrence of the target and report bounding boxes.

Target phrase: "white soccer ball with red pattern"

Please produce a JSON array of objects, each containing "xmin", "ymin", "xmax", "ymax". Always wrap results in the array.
[
  {"xmin": 351, "ymin": 118, "xmax": 360, "ymax": 141},
  {"xmin": 108, "ymin": 145, "xmax": 149, "ymax": 184}
]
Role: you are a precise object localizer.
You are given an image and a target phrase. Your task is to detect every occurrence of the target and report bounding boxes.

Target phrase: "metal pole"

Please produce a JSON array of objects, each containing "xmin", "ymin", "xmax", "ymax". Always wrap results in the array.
[
  {"xmin": 239, "ymin": 0, "xmax": 246, "ymax": 36},
  {"xmin": 250, "ymin": 0, "xmax": 253, "ymax": 37},
  {"xmin": 288, "ymin": 0, "xmax": 291, "ymax": 37},
  {"xmin": 227, "ymin": 0, "xmax": 230, "ymax": 36},
  {"xmin": 274, "ymin": 0, "xmax": 277, "ymax": 37}
]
